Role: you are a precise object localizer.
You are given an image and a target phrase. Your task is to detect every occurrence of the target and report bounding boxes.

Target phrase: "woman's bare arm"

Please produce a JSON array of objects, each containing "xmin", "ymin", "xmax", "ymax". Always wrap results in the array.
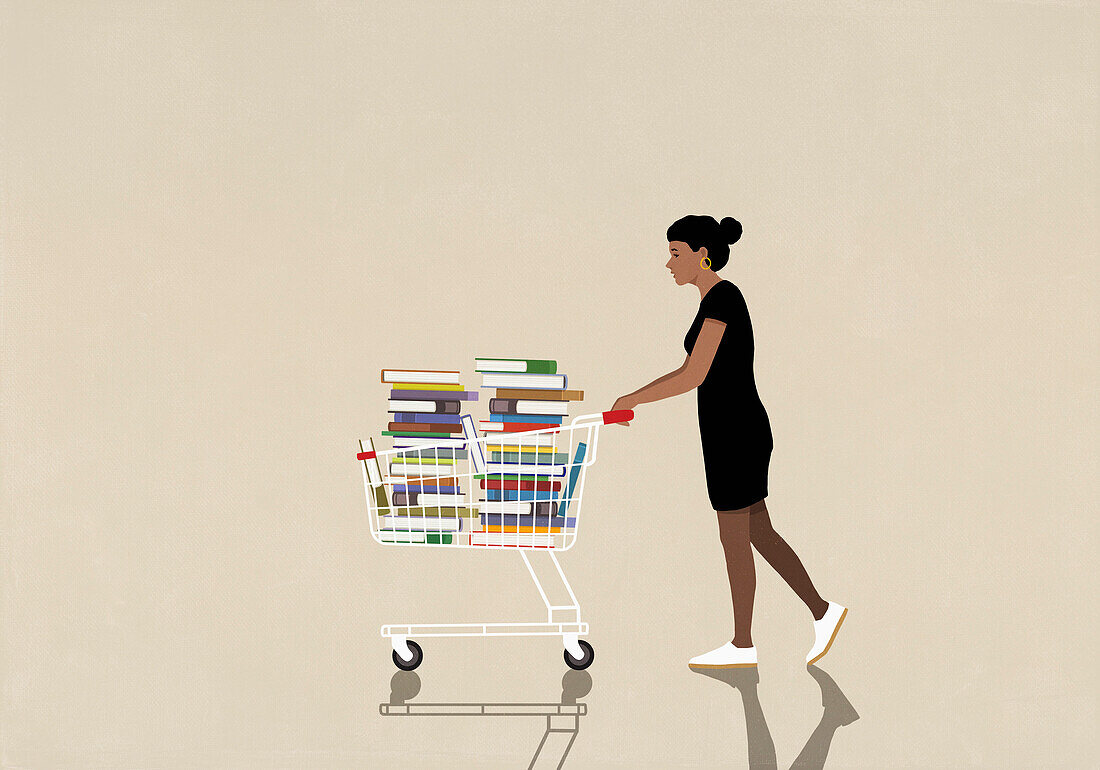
[{"xmin": 612, "ymin": 320, "xmax": 726, "ymax": 422}]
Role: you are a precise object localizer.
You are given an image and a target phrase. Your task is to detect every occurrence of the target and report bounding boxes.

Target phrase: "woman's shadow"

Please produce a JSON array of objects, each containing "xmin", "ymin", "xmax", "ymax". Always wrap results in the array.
[{"xmin": 691, "ymin": 665, "xmax": 859, "ymax": 769}]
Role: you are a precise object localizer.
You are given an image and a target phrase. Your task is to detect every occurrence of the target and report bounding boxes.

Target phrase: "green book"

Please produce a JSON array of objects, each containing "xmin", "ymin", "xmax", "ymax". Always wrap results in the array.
[
  {"xmin": 384, "ymin": 505, "xmax": 479, "ymax": 518},
  {"xmin": 489, "ymin": 451, "xmax": 568, "ymax": 464},
  {"xmin": 474, "ymin": 357, "xmax": 557, "ymax": 374}
]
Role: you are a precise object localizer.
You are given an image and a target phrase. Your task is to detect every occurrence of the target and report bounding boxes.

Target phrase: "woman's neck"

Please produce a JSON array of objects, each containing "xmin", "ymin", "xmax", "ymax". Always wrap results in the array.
[{"xmin": 694, "ymin": 272, "xmax": 723, "ymax": 300}]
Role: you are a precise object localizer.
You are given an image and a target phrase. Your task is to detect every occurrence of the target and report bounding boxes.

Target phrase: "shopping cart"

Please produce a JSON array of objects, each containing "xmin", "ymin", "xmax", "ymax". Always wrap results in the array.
[{"xmin": 356, "ymin": 409, "xmax": 633, "ymax": 671}]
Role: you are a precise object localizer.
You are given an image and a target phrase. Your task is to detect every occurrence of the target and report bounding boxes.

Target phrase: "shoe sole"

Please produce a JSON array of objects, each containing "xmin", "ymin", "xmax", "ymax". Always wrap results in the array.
[
  {"xmin": 807, "ymin": 607, "xmax": 848, "ymax": 666},
  {"xmin": 688, "ymin": 662, "xmax": 758, "ymax": 669}
]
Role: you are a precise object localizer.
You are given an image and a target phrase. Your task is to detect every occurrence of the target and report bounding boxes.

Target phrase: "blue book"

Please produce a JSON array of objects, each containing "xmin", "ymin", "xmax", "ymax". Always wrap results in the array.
[
  {"xmin": 391, "ymin": 413, "xmax": 463, "ymax": 424},
  {"xmin": 489, "ymin": 414, "xmax": 565, "ymax": 425},
  {"xmin": 480, "ymin": 513, "xmax": 576, "ymax": 527},
  {"xmin": 557, "ymin": 442, "xmax": 587, "ymax": 517},
  {"xmin": 393, "ymin": 484, "xmax": 460, "ymax": 494},
  {"xmin": 486, "ymin": 488, "xmax": 557, "ymax": 502}
]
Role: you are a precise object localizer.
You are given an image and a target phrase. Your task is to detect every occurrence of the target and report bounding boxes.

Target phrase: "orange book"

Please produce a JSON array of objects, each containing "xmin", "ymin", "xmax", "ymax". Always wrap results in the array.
[
  {"xmin": 492, "ymin": 388, "xmax": 584, "ymax": 401},
  {"xmin": 483, "ymin": 525, "xmax": 564, "ymax": 534}
]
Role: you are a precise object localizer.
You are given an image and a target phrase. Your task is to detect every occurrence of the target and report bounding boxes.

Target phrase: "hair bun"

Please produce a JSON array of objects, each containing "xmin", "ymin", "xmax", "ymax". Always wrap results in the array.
[{"xmin": 719, "ymin": 217, "xmax": 742, "ymax": 245}]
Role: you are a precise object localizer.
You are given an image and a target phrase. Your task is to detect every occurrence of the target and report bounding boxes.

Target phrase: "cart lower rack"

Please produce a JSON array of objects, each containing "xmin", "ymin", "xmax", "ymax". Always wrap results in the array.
[{"xmin": 357, "ymin": 409, "xmax": 632, "ymax": 670}]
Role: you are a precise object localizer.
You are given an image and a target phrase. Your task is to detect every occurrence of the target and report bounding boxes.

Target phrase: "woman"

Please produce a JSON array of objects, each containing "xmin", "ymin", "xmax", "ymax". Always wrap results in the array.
[{"xmin": 611, "ymin": 214, "xmax": 847, "ymax": 669}]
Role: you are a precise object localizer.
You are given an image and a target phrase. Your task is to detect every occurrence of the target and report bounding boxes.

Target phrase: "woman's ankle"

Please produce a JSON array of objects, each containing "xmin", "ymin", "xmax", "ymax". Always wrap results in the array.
[
  {"xmin": 810, "ymin": 599, "xmax": 829, "ymax": 621},
  {"xmin": 732, "ymin": 637, "xmax": 754, "ymax": 648}
]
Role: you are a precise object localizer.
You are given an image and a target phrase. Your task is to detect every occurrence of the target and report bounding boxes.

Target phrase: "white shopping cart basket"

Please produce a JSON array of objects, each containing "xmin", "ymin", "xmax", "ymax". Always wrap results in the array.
[{"xmin": 356, "ymin": 409, "xmax": 633, "ymax": 671}]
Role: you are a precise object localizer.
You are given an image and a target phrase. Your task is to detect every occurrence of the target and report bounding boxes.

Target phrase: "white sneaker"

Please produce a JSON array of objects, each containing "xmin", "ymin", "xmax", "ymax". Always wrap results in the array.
[
  {"xmin": 689, "ymin": 642, "xmax": 758, "ymax": 669},
  {"xmin": 806, "ymin": 601, "xmax": 848, "ymax": 665}
]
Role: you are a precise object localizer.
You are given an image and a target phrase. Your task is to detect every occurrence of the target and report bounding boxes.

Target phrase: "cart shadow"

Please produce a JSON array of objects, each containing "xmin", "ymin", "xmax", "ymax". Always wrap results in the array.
[
  {"xmin": 690, "ymin": 664, "xmax": 859, "ymax": 769},
  {"xmin": 381, "ymin": 669, "xmax": 592, "ymax": 768}
]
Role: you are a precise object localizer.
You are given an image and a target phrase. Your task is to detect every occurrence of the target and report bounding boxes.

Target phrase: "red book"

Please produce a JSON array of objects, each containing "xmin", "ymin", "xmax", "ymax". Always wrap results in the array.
[
  {"xmin": 479, "ymin": 421, "xmax": 561, "ymax": 433},
  {"xmin": 481, "ymin": 479, "xmax": 562, "ymax": 491}
]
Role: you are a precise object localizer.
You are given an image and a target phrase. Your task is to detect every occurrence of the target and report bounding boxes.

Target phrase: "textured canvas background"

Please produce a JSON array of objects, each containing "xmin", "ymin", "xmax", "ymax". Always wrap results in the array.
[{"xmin": 2, "ymin": 1, "xmax": 1096, "ymax": 767}]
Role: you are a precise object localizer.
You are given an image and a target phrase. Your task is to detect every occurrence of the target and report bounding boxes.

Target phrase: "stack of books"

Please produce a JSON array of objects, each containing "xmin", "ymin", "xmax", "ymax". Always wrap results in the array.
[
  {"xmin": 379, "ymin": 368, "xmax": 479, "ymax": 545},
  {"xmin": 469, "ymin": 358, "xmax": 586, "ymax": 547}
]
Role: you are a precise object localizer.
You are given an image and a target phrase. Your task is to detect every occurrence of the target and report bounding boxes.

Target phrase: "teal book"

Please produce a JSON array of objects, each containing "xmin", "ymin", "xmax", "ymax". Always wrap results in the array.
[{"xmin": 557, "ymin": 442, "xmax": 587, "ymax": 518}]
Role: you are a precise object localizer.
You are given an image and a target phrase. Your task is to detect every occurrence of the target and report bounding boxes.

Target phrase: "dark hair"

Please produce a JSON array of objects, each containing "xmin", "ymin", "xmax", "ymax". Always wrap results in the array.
[{"xmin": 666, "ymin": 215, "xmax": 743, "ymax": 271}]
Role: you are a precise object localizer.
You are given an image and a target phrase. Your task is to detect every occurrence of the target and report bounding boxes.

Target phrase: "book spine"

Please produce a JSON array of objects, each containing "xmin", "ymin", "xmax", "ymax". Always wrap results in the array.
[
  {"xmin": 387, "ymin": 422, "xmax": 465, "ymax": 433},
  {"xmin": 485, "ymin": 489, "xmax": 557, "ymax": 502},
  {"xmin": 489, "ymin": 451, "xmax": 568, "ymax": 465},
  {"xmin": 489, "ymin": 414, "xmax": 564, "ymax": 424},
  {"xmin": 492, "ymin": 388, "xmax": 584, "ymax": 401},
  {"xmin": 480, "ymin": 478, "xmax": 562, "ymax": 491}
]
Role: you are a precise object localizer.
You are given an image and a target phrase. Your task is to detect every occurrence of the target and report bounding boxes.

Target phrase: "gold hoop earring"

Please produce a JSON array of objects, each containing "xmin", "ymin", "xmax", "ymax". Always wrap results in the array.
[{"xmin": 700, "ymin": 256, "xmax": 712, "ymax": 270}]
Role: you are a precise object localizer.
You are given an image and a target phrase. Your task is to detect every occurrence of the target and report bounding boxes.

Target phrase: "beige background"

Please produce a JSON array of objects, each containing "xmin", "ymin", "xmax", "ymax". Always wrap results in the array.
[{"xmin": 2, "ymin": 1, "xmax": 1096, "ymax": 768}]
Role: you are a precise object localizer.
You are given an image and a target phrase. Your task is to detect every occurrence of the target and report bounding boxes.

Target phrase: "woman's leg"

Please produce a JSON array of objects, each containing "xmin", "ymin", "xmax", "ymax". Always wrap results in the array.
[
  {"xmin": 748, "ymin": 500, "xmax": 829, "ymax": 620},
  {"xmin": 717, "ymin": 507, "xmax": 756, "ymax": 648}
]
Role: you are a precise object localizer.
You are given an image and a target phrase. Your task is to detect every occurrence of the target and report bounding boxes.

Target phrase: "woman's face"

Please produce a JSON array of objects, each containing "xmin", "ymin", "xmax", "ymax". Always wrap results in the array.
[{"xmin": 666, "ymin": 240, "xmax": 706, "ymax": 285}]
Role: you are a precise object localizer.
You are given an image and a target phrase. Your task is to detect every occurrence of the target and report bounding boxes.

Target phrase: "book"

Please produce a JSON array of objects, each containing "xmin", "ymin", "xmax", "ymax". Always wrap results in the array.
[
  {"xmin": 485, "ymin": 488, "xmax": 556, "ymax": 502},
  {"xmin": 389, "ymin": 388, "xmax": 479, "ymax": 400},
  {"xmin": 485, "ymin": 462, "xmax": 565, "ymax": 476},
  {"xmin": 380, "ymin": 530, "xmax": 455, "ymax": 544},
  {"xmin": 382, "ymin": 369, "xmax": 461, "ymax": 385},
  {"xmin": 381, "ymin": 515, "xmax": 462, "ymax": 531},
  {"xmin": 392, "ymin": 492, "xmax": 466, "ymax": 506},
  {"xmin": 469, "ymin": 532, "xmax": 555, "ymax": 547},
  {"xmin": 480, "ymin": 478, "xmax": 561, "ymax": 491},
  {"xmin": 387, "ymin": 399, "xmax": 461, "ymax": 414},
  {"xmin": 489, "ymin": 451, "xmax": 568, "ymax": 465},
  {"xmin": 391, "ymin": 456, "xmax": 455, "ymax": 465},
  {"xmin": 489, "ymin": 398, "xmax": 570, "ymax": 416},
  {"xmin": 391, "ymin": 436, "xmax": 467, "ymax": 448},
  {"xmin": 475, "ymin": 358, "xmax": 557, "ymax": 374},
  {"xmin": 360, "ymin": 437, "xmax": 390, "ymax": 513},
  {"xmin": 391, "ymin": 413, "xmax": 463, "ymax": 424},
  {"xmin": 376, "ymin": 505, "xmax": 478, "ymax": 518},
  {"xmin": 392, "ymin": 484, "xmax": 459, "ymax": 494},
  {"xmin": 475, "ymin": 474, "xmax": 561, "ymax": 483},
  {"xmin": 492, "ymin": 388, "xmax": 584, "ymax": 401},
  {"xmin": 480, "ymin": 372, "xmax": 567, "ymax": 390},
  {"xmin": 480, "ymin": 513, "xmax": 572, "ymax": 528},
  {"xmin": 387, "ymin": 422, "xmax": 464, "ymax": 434},
  {"xmin": 386, "ymin": 475, "xmax": 461, "ymax": 486},
  {"xmin": 489, "ymin": 414, "xmax": 564, "ymax": 425},
  {"xmin": 477, "ymin": 421, "xmax": 561, "ymax": 433},
  {"xmin": 484, "ymin": 440, "xmax": 554, "ymax": 451},
  {"xmin": 389, "ymin": 461, "xmax": 458, "ymax": 476},
  {"xmin": 383, "ymin": 430, "xmax": 455, "ymax": 438},
  {"xmin": 393, "ymin": 448, "xmax": 468, "ymax": 460},
  {"xmin": 478, "ymin": 501, "xmax": 560, "ymax": 516},
  {"xmin": 557, "ymin": 442, "xmax": 587, "ymax": 518},
  {"xmin": 483, "ymin": 525, "xmax": 564, "ymax": 534}
]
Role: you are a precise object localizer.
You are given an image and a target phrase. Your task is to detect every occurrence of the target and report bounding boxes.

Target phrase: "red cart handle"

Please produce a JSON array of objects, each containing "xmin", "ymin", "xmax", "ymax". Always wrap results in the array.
[
  {"xmin": 602, "ymin": 409, "xmax": 634, "ymax": 424},
  {"xmin": 356, "ymin": 450, "xmax": 377, "ymax": 461}
]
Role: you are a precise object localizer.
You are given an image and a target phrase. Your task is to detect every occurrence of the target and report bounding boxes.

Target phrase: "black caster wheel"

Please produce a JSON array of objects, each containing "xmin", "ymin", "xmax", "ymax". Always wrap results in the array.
[
  {"xmin": 564, "ymin": 639, "xmax": 594, "ymax": 670},
  {"xmin": 393, "ymin": 640, "xmax": 423, "ymax": 671}
]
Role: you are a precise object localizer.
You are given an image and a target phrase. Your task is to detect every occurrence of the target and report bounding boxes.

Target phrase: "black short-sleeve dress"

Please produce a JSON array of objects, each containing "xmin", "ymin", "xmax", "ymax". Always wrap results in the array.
[{"xmin": 683, "ymin": 280, "xmax": 773, "ymax": 510}]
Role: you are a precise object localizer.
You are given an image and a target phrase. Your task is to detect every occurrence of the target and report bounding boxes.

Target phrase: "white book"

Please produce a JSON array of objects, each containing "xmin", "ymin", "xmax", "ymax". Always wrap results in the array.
[
  {"xmin": 470, "ymin": 531, "xmax": 555, "ymax": 547},
  {"xmin": 389, "ymin": 462, "xmax": 455, "ymax": 476},
  {"xmin": 481, "ymin": 373, "xmax": 567, "ymax": 389},
  {"xmin": 393, "ymin": 436, "xmax": 466, "ymax": 448},
  {"xmin": 382, "ymin": 515, "xmax": 462, "ymax": 531},
  {"xmin": 415, "ymin": 494, "xmax": 466, "ymax": 506},
  {"xmin": 379, "ymin": 530, "xmax": 427, "ymax": 543},
  {"xmin": 478, "ymin": 501, "xmax": 553, "ymax": 515},
  {"xmin": 475, "ymin": 358, "xmax": 529, "ymax": 372},
  {"xmin": 485, "ymin": 438, "xmax": 558, "ymax": 450},
  {"xmin": 387, "ymin": 399, "xmax": 449, "ymax": 413},
  {"xmin": 382, "ymin": 369, "xmax": 461, "ymax": 385},
  {"xmin": 508, "ymin": 400, "xmax": 569, "ymax": 416},
  {"xmin": 484, "ymin": 462, "xmax": 566, "ymax": 477}
]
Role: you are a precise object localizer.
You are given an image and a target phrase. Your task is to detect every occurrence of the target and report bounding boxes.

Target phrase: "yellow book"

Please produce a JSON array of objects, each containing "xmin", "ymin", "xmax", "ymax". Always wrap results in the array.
[
  {"xmin": 391, "ymin": 383, "xmax": 465, "ymax": 391},
  {"xmin": 485, "ymin": 444, "xmax": 562, "ymax": 454},
  {"xmin": 483, "ymin": 525, "xmax": 564, "ymax": 533}
]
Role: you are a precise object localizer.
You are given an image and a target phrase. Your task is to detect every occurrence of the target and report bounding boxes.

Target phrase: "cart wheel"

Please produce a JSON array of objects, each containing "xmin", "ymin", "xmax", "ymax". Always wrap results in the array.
[
  {"xmin": 564, "ymin": 639, "xmax": 594, "ymax": 670},
  {"xmin": 393, "ymin": 640, "xmax": 423, "ymax": 671}
]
